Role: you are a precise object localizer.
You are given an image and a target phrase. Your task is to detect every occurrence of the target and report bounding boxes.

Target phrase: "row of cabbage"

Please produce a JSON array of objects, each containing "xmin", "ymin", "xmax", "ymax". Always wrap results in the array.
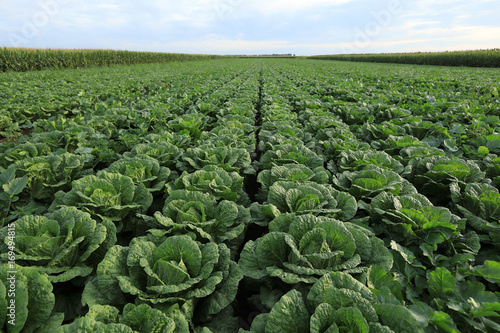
[
  {"xmin": 0, "ymin": 60, "xmax": 262, "ymax": 332},
  {"xmin": 1, "ymin": 58, "xmax": 499, "ymax": 332},
  {"xmin": 238, "ymin": 60, "xmax": 499, "ymax": 332},
  {"xmin": 233, "ymin": 67, "xmax": 431, "ymax": 333}
]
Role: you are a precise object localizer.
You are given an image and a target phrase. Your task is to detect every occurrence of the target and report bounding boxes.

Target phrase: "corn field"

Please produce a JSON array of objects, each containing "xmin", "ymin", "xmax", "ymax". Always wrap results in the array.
[
  {"xmin": 310, "ymin": 49, "xmax": 500, "ymax": 68},
  {"xmin": 0, "ymin": 48, "xmax": 226, "ymax": 72}
]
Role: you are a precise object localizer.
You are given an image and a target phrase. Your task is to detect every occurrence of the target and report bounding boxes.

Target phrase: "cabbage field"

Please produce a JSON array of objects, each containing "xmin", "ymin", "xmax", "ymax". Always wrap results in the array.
[{"xmin": 1, "ymin": 58, "xmax": 500, "ymax": 332}]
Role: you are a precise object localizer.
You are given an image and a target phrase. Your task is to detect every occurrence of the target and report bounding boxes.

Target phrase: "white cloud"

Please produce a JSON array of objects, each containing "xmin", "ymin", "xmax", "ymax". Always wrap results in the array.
[
  {"xmin": 111, "ymin": 37, "xmax": 301, "ymax": 54},
  {"xmin": 243, "ymin": 0, "xmax": 355, "ymax": 14},
  {"xmin": 400, "ymin": 19, "xmax": 441, "ymax": 30},
  {"xmin": 1, "ymin": 0, "xmax": 498, "ymax": 55},
  {"xmin": 399, "ymin": 23, "xmax": 500, "ymax": 44},
  {"xmin": 105, "ymin": 17, "xmax": 129, "ymax": 26},
  {"xmin": 451, "ymin": 26, "xmax": 500, "ymax": 43},
  {"xmin": 179, "ymin": 39, "xmax": 289, "ymax": 52},
  {"xmin": 96, "ymin": 3, "xmax": 120, "ymax": 10}
]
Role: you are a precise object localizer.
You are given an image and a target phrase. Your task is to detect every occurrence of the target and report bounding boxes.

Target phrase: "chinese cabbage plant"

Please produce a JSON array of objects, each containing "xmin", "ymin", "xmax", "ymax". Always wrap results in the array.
[
  {"xmin": 83, "ymin": 235, "xmax": 242, "ymax": 324},
  {"xmin": 0, "ymin": 206, "xmax": 116, "ymax": 282},
  {"xmin": 239, "ymin": 215, "xmax": 392, "ymax": 284}
]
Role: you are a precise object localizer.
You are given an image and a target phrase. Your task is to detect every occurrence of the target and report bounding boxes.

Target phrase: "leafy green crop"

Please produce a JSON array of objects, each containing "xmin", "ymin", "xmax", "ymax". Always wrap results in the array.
[
  {"xmin": 83, "ymin": 235, "xmax": 242, "ymax": 323},
  {"xmin": 241, "ymin": 272, "xmax": 425, "ymax": 333},
  {"xmin": 0, "ymin": 265, "xmax": 64, "ymax": 332},
  {"xmin": 252, "ymin": 181, "xmax": 357, "ymax": 225},
  {"xmin": 256, "ymin": 164, "xmax": 330, "ymax": 201},
  {"xmin": 166, "ymin": 165, "xmax": 249, "ymax": 205},
  {"xmin": 407, "ymin": 156, "xmax": 486, "ymax": 204},
  {"xmin": 333, "ymin": 165, "xmax": 416, "ymax": 199},
  {"xmin": 50, "ymin": 171, "xmax": 152, "ymax": 231},
  {"xmin": 0, "ymin": 207, "xmax": 115, "ymax": 282},
  {"xmin": 106, "ymin": 155, "xmax": 171, "ymax": 193},
  {"xmin": 451, "ymin": 182, "xmax": 500, "ymax": 247},
  {"xmin": 1, "ymin": 57, "xmax": 500, "ymax": 332},
  {"xmin": 151, "ymin": 190, "xmax": 249, "ymax": 244},
  {"xmin": 14, "ymin": 152, "xmax": 90, "ymax": 200},
  {"xmin": 239, "ymin": 215, "xmax": 392, "ymax": 284},
  {"xmin": 181, "ymin": 144, "xmax": 254, "ymax": 174},
  {"xmin": 367, "ymin": 191, "xmax": 478, "ymax": 269},
  {"xmin": 123, "ymin": 141, "xmax": 184, "ymax": 169},
  {"xmin": 259, "ymin": 144, "xmax": 324, "ymax": 169},
  {"xmin": 0, "ymin": 167, "xmax": 28, "ymax": 226},
  {"xmin": 336, "ymin": 149, "xmax": 404, "ymax": 173},
  {"xmin": 0, "ymin": 142, "xmax": 51, "ymax": 168}
]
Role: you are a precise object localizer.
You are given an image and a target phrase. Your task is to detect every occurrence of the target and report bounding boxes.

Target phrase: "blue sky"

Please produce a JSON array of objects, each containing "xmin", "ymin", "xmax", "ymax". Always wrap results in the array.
[{"xmin": 1, "ymin": 0, "xmax": 499, "ymax": 55}]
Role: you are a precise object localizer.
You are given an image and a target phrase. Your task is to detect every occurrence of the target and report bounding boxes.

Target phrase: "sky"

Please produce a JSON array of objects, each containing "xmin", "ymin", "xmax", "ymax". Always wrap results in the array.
[{"xmin": 0, "ymin": 0, "xmax": 499, "ymax": 56}]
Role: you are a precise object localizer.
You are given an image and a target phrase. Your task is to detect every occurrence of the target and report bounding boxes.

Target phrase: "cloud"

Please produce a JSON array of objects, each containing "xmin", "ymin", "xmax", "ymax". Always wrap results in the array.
[
  {"xmin": 243, "ymin": 0, "xmax": 356, "ymax": 15},
  {"xmin": 399, "ymin": 19, "xmax": 442, "ymax": 30},
  {"xmin": 96, "ymin": 3, "xmax": 120, "ymax": 10},
  {"xmin": 0, "ymin": 0, "xmax": 498, "ymax": 55},
  {"xmin": 114, "ymin": 37, "xmax": 291, "ymax": 54}
]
